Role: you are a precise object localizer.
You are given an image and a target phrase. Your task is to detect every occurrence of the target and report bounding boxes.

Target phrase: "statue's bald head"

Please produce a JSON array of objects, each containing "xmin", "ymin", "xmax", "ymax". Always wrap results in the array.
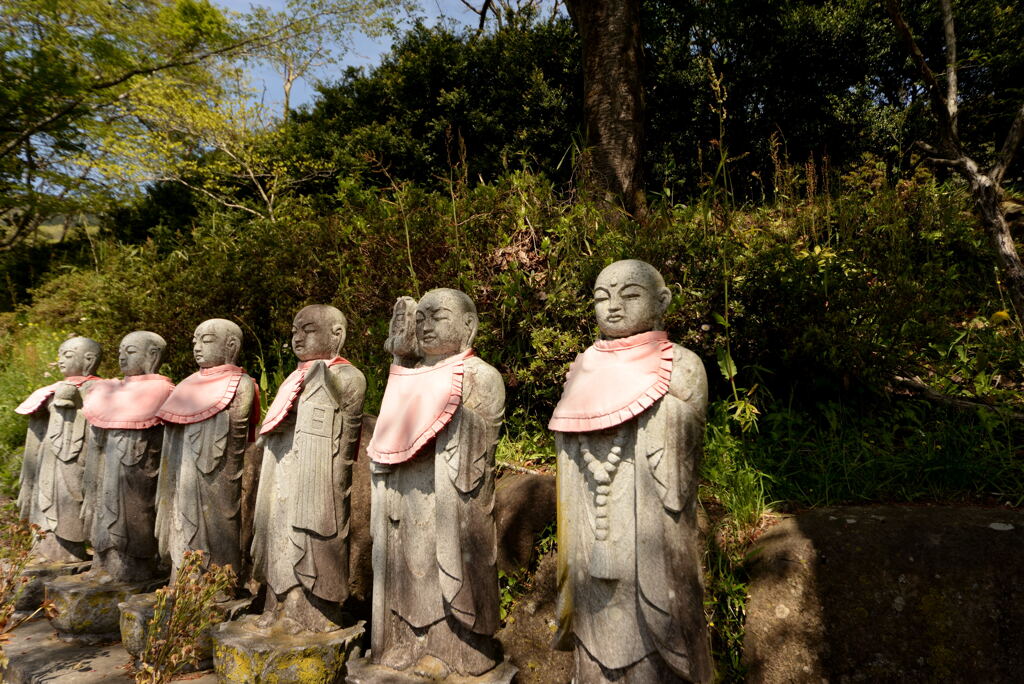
[
  {"xmin": 193, "ymin": 318, "xmax": 243, "ymax": 368},
  {"xmin": 416, "ymin": 288, "xmax": 478, "ymax": 362},
  {"xmin": 292, "ymin": 305, "xmax": 347, "ymax": 361},
  {"xmin": 593, "ymin": 259, "xmax": 671, "ymax": 338},
  {"xmin": 118, "ymin": 330, "xmax": 166, "ymax": 376},
  {"xmin": 57, "ymin": 336, "xmax": 102, "ymax": 377}
]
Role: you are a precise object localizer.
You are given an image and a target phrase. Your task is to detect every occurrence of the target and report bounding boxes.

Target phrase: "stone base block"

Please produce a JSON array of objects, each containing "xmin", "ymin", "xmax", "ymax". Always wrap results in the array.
[
  {"xmin": 212, "ymin": 615, "xmax": 365, "ymax": 683},
  {"xmin": 45, "ymin": 573, "xmax": 164, "ymax": 642},
  {"xmin": 345, "ymin": 656, "xmax": 518, "ymax": 684},
  {"xmin": 120, "ymin": 592, "xmax": 253, "ymax": 669},
  {"xmin": 13, "ymin": 558, "xmax": 90, "ymax": 614}
]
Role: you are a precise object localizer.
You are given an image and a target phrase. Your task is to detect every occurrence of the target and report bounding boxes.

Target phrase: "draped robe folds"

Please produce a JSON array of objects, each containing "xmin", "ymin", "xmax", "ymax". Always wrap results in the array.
[
  {"xmin": 250, "ymin": 361, "xmax": 365, "ymax": 604},
  {"xmin": 34, "ymin": 379, "xmax": 99, "ymax": 544},
  {"xmin": 15, "ymin": 376, "xmax": 98, "ymax": 521},
  {"xmin": 553, "ymin": 344, "xmax": 713, "ymax": 684},
  {"xmin": 83, "ymin": 375, "xmax": 174, "ymax": 578},
  {"xmin": 369, "ymin": 355, "xmax": 504, "ymax": 676},
  {"xmin": 155, "ymin": 367, "xmax": 259, "ymax": 576}
]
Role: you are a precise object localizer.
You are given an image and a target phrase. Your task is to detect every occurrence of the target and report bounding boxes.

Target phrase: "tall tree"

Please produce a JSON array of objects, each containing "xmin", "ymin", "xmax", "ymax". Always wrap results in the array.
[
  {"xmin": 0, "ymin": 0, "xmax": 248, "ymax": 249},
  {"xmin": 564, "ymin": 0, "xmax": 646, "ymax": 219},
  {"xmin": 886, "ymin": 0, "xmax": 1024, "ymax": 318}
]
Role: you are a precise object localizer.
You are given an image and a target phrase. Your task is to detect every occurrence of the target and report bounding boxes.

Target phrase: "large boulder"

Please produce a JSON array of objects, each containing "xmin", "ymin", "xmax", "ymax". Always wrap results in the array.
[
  {"xmin": 744, "ymin": 505, "xmax": 1024, "ymax": 683},
  {"xmin": 494, "ymin": 472, "xmax": 556, "ymax": 572}
]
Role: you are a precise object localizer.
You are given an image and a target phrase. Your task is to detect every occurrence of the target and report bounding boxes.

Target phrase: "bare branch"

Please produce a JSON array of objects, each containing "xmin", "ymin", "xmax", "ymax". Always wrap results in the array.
[
  {"xmin": 892, "ymin": 375, "xmax": 1024, "ymax": 421},
  {"xmin": 991, "ymin": 103, "xmax": 1024, "ymax": 186}
]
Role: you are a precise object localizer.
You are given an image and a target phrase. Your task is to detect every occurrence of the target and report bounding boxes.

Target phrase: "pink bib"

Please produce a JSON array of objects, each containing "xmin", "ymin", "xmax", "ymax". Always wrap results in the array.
[
  {"xmin": 548, "ymin": 330, "xmax": 673, "ymax": 433},
  {"xmin": 15, "ymin": 376, "xmax": 100, "ymax": 415},
  {"xmin": 259, "ymin": 357, "xmax": 349, "ymax": 435},
  {"xmin": 367, "ymin": 348, "xmax": 471, "ymax": 465},
  {"xmin": 82, "ymin": 374, "xmax": 175, "ymax": 430},
  {"xmin": 157, "ymin": 364, "xmax": 260, "ymax": 436}
]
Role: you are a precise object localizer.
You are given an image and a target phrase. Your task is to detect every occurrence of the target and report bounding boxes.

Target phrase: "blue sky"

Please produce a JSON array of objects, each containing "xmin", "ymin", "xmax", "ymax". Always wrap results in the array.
[{"xmin": 215, "ymin": 0, "xmax": 481, "ymax": 111}]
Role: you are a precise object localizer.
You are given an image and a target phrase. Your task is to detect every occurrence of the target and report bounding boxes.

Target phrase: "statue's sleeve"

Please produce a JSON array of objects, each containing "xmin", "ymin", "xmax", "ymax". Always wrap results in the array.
[
  {"xmin": 154, "ymin": 423, "xmax": 181, "ymax": 561},
  {"xmin": 17, "ymin": 412, "xmax": 48, "ymax": 519},
  {"xmin": 434, "ymin": 359, "xmax": 502, "ymax": 635},
  {"xmin": 80, "ymin": 425, "xmax": 105, "ymax": 534}
]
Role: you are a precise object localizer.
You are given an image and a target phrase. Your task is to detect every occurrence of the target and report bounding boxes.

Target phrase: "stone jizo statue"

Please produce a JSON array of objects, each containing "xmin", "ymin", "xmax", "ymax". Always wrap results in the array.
[
  {"xmin": 15, "ymin": 336, "xmax": 102, "ymax": 562},
  {"xmin": 251, "ymin": 305, "xmax": 365, "ymax": 633},
  {"xmin": 155, "ymin": 319, "xmax": 259, "ymax": 583},
  {"xmin": 549, "ymin": 260, "xmax": 712, "ymax": 683},
  {"xmin": 367, "ymin": 289, "xmax": 505, "ymax": 678},
  {"xmin": 82, "ymin": 331, "xmax": 174, "ymax": 583}
]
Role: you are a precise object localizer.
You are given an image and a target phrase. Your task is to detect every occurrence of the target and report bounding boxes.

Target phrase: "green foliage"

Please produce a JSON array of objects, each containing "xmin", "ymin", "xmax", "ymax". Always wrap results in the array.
[{"xmin": 291, "ymin": 17, "xmax": 581, "ymax": 190}]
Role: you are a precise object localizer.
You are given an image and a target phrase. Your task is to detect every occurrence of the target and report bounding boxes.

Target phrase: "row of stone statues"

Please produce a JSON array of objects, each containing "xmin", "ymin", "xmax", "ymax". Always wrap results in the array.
[{"xmin": 13, "ymin": 260, "xmax": 711, "ymax": 683}]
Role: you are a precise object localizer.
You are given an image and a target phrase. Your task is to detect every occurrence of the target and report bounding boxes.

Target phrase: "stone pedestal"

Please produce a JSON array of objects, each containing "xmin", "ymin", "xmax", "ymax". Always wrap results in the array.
[
  {"xmin": 12, "ymin": 558, "xmax": 90, "ymax": 614},
  {"xmin": 119, "ymin": 592, "xmax": 253, "ymax": 669},
  {"xmin": 345, "ymin": 656, "xmax": 518, "ymax": 684},
  {"xmin": 45, "ymin": 573, "xmax": 164, "ymax": 643},
  {"xmin": 212, "ymin": 614, "xmax": 365, "ymax": 683}
]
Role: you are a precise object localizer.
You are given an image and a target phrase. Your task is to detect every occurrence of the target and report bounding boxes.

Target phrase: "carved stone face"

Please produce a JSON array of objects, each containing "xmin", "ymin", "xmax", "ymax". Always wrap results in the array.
[
  {"xmin": 415, "ymin": 289, "xmax": 475, "ymax": 362},
  {"xmin": 57, "ymin": 339, "xmax": 94, "ymax": 377},
  {"xmin": 119, "ymin": 332, "xmax": 163, "ymax": 376},
  {"xmin": 192, "ymin": 320, "xmax": 238, "ymax": 368},
  {"xmin": 291, "ymin": 306, "xmax": 344, "ymax": 362},
  {"xmin": 593, "ymin": 260, "xmax": 671, "ymax": 339}
]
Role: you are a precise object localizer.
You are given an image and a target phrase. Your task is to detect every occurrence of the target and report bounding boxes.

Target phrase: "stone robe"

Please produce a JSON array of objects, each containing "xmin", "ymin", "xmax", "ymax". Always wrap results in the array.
[
  {"xmin": 155, "ymin": 368, "xmax": 259, "ymax": 576},
  {"xmin": 553, "ymin": 344, "xmax": 713, "ymax": 684},
  {"xmin": 17, "ymin": 410, "xmax": 49, "ymax": 521},
  {"xmin": 369, "ymin": 355, "xmax": 504, "ymax": 676},
  {"xmin": 82, "ymin": 374, "xmax": 174, "ymax": 579},
  {"xmin": 251, "ymin": 360, "xmax": 365, "ymax": 604},
  {"xmin": 33, "ymin": 379, "xmax": 98, "ymax": 544}
]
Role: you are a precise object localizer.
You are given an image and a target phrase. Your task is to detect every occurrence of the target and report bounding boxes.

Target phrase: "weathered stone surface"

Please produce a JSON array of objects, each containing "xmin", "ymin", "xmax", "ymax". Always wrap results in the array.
[
  {"xmin": 494, "ymin": 473, "xmax": 555, "ymax": 573},
  {"xmin": 83, "ymin": 330, "xmax": 173, "ymax": 583},
  {"xmin": 119, "ymin": 591, "xmax": 252, "ymax": 666},
  {"xmin": 348, "ymin": 414, "xmax": 375, "ymax": 605},
  {"xmin": 744, "ymin": 505, "xmax": 1024, "ymax": 683},
  {"xmin": 14, "ymin": 558, "xmax": 89, "ymax": 613},
  {"xmin": 251, "ymin": 305, "xmax": 365, "ymax": 633},
  {"xmin": 494, "ymin": 552, "xmax": 572, "ymax": 683},
  {"xmin": 346, "ymin": 655, "xmax": 517, "ymax": 684},
  {"xmin": 155, "ymin": 318, "xmax": 259, "ymax": 582},
  {"xmin": 550, "ymin": 259, "xmax": 712, "ymax": 683},
  {"xmin": 2, "ymin": 616, "xmax": 217, "ymax": 683},
  {"xmin": 212, "ymin": 614, "xmax": 364, "ymax": 683},
  {"xmin": 46, "ymin": 573, "xmax": 162, "ymax": 641},
  {"xmin": 367, "ymin": 290, "xmax": 505, "ymax": 677}
]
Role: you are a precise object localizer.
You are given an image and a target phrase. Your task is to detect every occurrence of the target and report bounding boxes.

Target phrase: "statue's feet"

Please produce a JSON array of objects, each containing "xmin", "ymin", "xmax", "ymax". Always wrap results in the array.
[
  {"xmin": 254, "ymin": 611, "xmax": 277, "ymax": 630},
  {"xmin": 278, "ymin": 616, "xmax": 305, "ymax": 635},
  {"xmin": 412, "ymin": 655, "xmax": 451, "ymax": 680}
]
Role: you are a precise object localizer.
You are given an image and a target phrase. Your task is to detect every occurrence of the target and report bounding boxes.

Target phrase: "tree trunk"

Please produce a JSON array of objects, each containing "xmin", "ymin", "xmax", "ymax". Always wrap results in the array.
[{"xmin": 564, "ymin": 0, "xmax": 647, "ymax": 220}]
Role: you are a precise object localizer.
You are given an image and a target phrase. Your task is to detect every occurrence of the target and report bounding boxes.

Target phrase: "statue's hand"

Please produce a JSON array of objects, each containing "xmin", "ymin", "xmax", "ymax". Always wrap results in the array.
[{"xmin": 384, "ymin": 296, "xmax": 419, "ymax": 363}]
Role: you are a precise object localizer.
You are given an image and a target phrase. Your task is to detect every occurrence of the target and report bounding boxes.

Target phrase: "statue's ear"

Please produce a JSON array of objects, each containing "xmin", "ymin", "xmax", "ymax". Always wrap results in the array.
[
  {"xmin": 463, "ymin": 312, "xmax": 478, "ymax": 348},
  {"xmin": 332, "ymin": 323, "xmax": 346, "ymax": 352},
  {"xmin": 656, "ymin": 286, "xmax": 672, "ymax": 315}
]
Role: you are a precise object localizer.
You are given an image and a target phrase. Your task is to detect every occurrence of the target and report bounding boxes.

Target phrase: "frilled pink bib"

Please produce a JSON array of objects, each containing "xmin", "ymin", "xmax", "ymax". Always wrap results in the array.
[
  {"xmin": 15, "ymin": 375, "xmax": 100, "ymax": 415},
  {"xmin": 548, "ymin": 330, "xmax": 673, "ymax": 433},
  {"xmin": 82, "ymin": 374, "xmax": 175, "ymax": 430},
  {"xmin": 158, "ymin": 364, "xmax": 260, "ymax": 437},
  {"xmin": 259, "ymin": 357, "xmax": 349, "ymax": 435},
  {"xmin": 367, "ymin": 348, "xmax": 471, "ymax": 465}
]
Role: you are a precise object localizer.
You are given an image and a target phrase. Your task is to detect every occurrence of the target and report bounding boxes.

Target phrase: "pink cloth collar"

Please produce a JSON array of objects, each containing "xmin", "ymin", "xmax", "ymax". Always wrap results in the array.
[
  {"xmin": 367, "ymin": 348, "xmax": 472, "ymax": 465},
  {"xmin": 548, "ymin": 330, "xmax": 673, "ymax": 433},
  {"xmin": 82, "ymin": 374, "xmax": 175, "ymax": 430},
  {"xmin": 157, "ymin": 365, "xmax": 259, "ymax": 437},
  {"xmin": 259, "ymin": 356, "xmax": 349, "ymax": 435},
  {"xmin": 15, "ymin": 376, "xmax": 100, "ymax": 415}
]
